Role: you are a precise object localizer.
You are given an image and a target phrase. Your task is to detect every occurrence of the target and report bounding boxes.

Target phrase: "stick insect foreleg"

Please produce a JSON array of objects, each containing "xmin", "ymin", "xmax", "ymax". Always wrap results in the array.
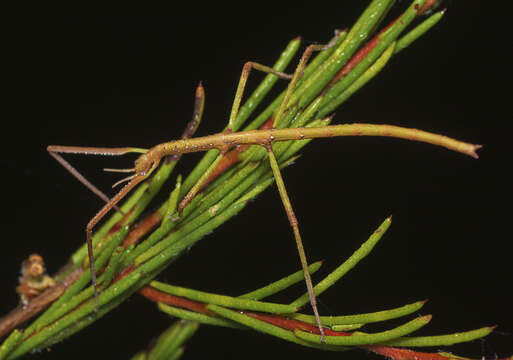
[
  {"xmin": 47, "ymin": 145, "xmax": 150, "ymax": 310},
  {"xmin": 86, "ymin": 174, "xmax": 148, "ymax": 310},
  {"xmin": 48, "ymin": 83, "xmax": 206, "ymax": 311},
  {"xmin": 47, "ymin": 146, "xmax": 148, "ymax": 212}
]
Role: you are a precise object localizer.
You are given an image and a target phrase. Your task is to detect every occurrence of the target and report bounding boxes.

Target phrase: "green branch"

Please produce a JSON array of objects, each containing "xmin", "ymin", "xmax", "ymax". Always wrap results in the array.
[
  {"xmin": 143, "ymin": 219, "xmax": 494, "ymax": 357},
  {"xmin": 0, "ymin": 2, "xmax": 498, "ymax": 360}
]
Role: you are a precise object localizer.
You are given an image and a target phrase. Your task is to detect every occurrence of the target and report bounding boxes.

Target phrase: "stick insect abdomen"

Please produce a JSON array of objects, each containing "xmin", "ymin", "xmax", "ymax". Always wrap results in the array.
[{"xmin": 149, "ymin": 124, "xmax": 481, "ymax": 162}]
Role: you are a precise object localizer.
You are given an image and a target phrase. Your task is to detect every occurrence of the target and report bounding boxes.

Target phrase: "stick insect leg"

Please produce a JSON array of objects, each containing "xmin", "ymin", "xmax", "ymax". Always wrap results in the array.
[
  {"xmin": 227, "ymin": 62, "xmax": 293, "ymax": 131},
  {"xmin": 263, "ymin": 36, "xmax": 341, "ymax": 342},
  {"xmin": 47, "ymin": 145, "xmax": 148, "ymax": 310},
  {"xmin": 177, "ymin": 39, "xmax": 338, "ymax": 340},
  {"xmin": 82, "ymin": 84, "xmax": 205, "ymax": 309},
  {"xmin": 86, "ymin": 175, "xmax": 147, "ymax": 310},
  {"xmin": 266, "ymin": 146, "xmax": 325, "ymax": 340},
  {"xmin": 48, "ymin": 151, "xmax": 123, "ymax": 213},
  {"xmin": 177, "ymin": 63, "xmax": 293, "ymax": 213},
  {"xmin": 273, "ymin": 32, "xmax": 341, "ymax": 127}
]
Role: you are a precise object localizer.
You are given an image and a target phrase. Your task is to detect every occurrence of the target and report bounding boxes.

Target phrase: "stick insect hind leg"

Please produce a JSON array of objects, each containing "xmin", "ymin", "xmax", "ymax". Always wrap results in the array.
[
  {"xmin": 175, "ymin": 35, "xmax": 340, "ymax": 342},
  {"xmin": 47, "ymin": 84, "xmax": 205, "ymax": 310}
]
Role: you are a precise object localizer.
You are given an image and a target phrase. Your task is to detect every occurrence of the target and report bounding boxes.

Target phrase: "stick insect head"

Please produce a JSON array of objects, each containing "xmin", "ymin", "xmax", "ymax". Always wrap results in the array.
[
  {"xmin": 134, "ymin": 152, "xmax": 160, "ymax": 177},
  {"xmin": 107, "ymin": 150, "xmax": 160, "ymax": 188}
]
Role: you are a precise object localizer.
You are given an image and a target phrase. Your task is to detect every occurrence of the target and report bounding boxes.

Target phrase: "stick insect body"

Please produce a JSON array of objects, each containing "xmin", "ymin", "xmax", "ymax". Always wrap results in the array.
[{"xmin": 47, "ymin": 36, "xmax": 480, "ymax": 342}]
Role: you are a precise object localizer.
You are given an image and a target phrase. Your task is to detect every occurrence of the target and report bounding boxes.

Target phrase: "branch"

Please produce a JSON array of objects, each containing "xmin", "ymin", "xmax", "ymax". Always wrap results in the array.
[
  {"xmin": 0, "ymin": 1, "xmax": 492, "ymax": 359},
  {"xmin": 136, "ymin": 221, "xmax": 501, "ymax": 359}
]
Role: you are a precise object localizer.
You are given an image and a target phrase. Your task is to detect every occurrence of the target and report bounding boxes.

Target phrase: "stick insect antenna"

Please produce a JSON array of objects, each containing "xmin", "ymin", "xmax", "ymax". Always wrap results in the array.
[
  {"xmin": 104, "ymin": 167, "xmax": 136, "ymax": 173},
  {"xmin": 104, "ymin": 168, "xmax": 138, "ymax": 187},
  {"xmin": 111, "ymin": 174, "xmax": 137, "ymax": 188}
]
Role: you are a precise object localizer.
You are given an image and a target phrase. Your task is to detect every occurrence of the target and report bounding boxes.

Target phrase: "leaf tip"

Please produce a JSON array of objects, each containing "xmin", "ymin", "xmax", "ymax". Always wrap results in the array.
[
  {"xmin": 421, "ymin": 314, "xmax": 432, "ymax": 322},
  {"xmin": 471, "ymin": 144, "xmax": 483, "ymax": 159},
  {"xmin": 196, "ymin": 81, "xmax": 204, "ymax": 93}
]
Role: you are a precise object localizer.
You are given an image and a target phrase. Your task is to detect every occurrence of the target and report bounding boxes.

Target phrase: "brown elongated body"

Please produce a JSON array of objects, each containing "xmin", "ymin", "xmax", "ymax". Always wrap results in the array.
[{"xmin": 136, "ymin": 123, "xmax": 479, "ymax": 176}]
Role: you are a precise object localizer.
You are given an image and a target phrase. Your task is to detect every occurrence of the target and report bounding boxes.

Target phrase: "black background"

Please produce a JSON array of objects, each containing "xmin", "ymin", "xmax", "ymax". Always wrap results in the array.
[{"xmin": 2, "ymin": 1, "xmax": 511, "ymax": 359}]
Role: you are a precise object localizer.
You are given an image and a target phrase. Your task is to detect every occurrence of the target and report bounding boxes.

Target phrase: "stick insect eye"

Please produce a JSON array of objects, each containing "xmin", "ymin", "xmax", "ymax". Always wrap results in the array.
[{"xmin": 134, "ymin": 155, "xmax": 152, "ymax": 176}]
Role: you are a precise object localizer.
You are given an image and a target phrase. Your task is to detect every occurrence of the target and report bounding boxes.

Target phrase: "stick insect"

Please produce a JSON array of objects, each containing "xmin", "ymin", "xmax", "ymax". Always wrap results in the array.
[{"xmin": 47, "ymin": 35, "xmax": 480, "ymax": 342}]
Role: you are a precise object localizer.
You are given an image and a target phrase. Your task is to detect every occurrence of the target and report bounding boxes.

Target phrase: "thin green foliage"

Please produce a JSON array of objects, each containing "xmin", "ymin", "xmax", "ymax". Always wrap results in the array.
[{"xmin": 0, "ymin": 1, "xmax": 490, "ymax": 359}]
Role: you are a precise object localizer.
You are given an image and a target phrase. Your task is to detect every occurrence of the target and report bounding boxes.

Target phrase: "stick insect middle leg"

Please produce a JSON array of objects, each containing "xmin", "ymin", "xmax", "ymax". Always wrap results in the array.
[
  {"xmin": 260, "ymin": 38, "xmax": 342, "ymax": 343},
  {"xmin": 175, "ymin": 36, "xmax": 340, "ymax": 342}
]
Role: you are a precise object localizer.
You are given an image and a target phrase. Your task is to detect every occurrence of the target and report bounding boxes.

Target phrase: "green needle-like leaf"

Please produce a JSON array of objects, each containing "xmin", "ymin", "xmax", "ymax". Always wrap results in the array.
[
  {"xmin": 0, "ymin": 331, "xmax": 22, "ymax": 360},
  {"xmin": 150, "ymin": 281, "xmax": 298, "ymax": 314},
  {"xmin": 239, "ymin": 260, "xmax": 323, "ymax": 300},
  {"xmin": 379, "ymin": 326, "xmax": 496, "ymax": 347},
  {"xmin": 206, "ymin": 304, "xmax": 349, "ymax": 351},
  {"xmin": 147, "ymin": 321, "xmax": 199, "ymax": 360},
  {"xmin": 291, "ymin": 299, "xmax": 427, "ymax": 326},
  {"xmin": 158, "ymin": 303, "xmax": 244, "ymax": 329},
  {"xmin": 291, "ymin": 216, "xmax": 391, "ymax": 307},
  {"xmin": 294, "ymin": 315, "xmax": 432, "ymax": 345},
  {"xmin": 395, "ymin": 9, "xmax": 446, "ymax": 54}
]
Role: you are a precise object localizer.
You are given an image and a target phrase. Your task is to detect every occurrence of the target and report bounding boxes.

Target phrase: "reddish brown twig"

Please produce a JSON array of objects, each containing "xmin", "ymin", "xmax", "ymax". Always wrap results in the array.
[
  {"xmin": 140, "ymin": 286, "xmax": 212, "ymax": 315},
  {"xmin": 140, "ymin": 285, "xmax": 506, "ymax": 360},
  {"xmin": 122, "ymin": 211, "xmax": 162, "ymax": 247},
  {"xmin": 367, "ymin": 345, "xmax": 513, "ymax": 360},
  {"xmin": 0, "ymin": 268, "xmax": 82, "ymax": 338},
  {"xmin": 328, "ymin": 0, "xmax": 439, "ymax": 88}
]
